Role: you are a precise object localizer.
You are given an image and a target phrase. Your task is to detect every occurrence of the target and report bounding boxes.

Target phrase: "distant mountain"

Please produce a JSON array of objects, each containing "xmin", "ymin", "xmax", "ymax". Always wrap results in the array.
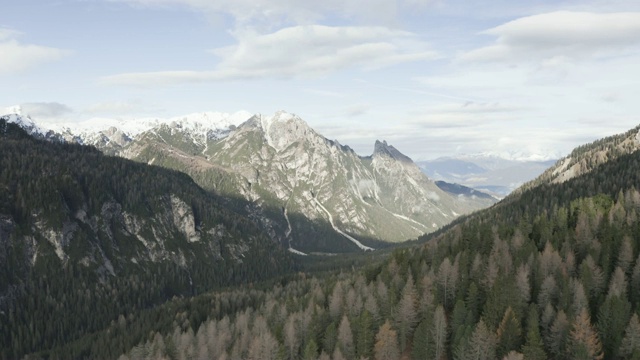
[
  {"xmin": 2, "ymin": 108, "xmax": 495, "ymax": 252},
  {"xmin": 434, "ymin": 180, "xmax": 497, "ymax": 201},
  {"xmin": 418, "ymin": 155, "xmax": 557, "ymax": 196},
  {"xmin": 0, "ymin": 117, "xmax": 294, "ymax": 357}
]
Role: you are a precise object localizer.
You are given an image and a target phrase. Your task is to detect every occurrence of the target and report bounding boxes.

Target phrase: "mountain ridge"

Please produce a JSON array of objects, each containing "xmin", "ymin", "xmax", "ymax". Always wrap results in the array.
[{"xmin": 1, "ymin": 108, "xmax": 496, "ymax": 251}]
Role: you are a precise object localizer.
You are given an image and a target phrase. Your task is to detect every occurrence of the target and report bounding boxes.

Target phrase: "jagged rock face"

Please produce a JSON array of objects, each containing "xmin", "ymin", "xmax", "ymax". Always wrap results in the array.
[
  {"xmin": 197, "ymin": 112, "xmax": 494, "ymax": 249},
  {"xmin": 15, "ymin": 195, "xmax": 230, "ymax": 275}
]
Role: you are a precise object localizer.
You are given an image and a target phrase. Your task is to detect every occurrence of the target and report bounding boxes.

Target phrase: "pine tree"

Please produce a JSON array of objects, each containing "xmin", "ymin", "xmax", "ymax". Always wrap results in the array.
[
  {"xmin": 356, "ymin": 310, "xmax": 374, "ymax": 359},
  {"xmin": 303, "ymin": 339, "xmax": 319, "ymax": 360},
  {"xmin": 547, "ymin": 310, "xmax": 570, "ymax": 358},
  {"xmin": 496, "ymin": 307, "xmax": 522, "ymax": 358},
  {"xmin": 521, "ymin": 306, "xmax": 547, "ymax": 360},
  {"xmin": 412, "ymin": 319, "xmax": 429, "ymax": 360},
  {"xmin": 619, "ymin": 314, "xmax": 640, "ymax": 359},
  {"xmin": 597, "ymin": 293, "xmax": 630, "ymax": 358}
]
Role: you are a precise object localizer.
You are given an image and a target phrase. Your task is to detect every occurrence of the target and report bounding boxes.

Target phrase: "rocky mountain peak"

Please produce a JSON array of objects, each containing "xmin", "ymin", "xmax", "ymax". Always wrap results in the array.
[
  {"xmin": 252, "ymin": 111, "xmax": 317, "ymax": 152},
  {"xmin": 373, "ymin": 140, "xmax": 413, "ymax": 163}
]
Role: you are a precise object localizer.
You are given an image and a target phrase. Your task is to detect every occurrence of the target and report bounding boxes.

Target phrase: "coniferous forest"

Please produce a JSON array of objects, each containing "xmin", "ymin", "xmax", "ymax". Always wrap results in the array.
[
  {"xmin": 3, "ymin": 117, "xmax": 640, "ymax": 360},
  {"xmin": 112, "ymin": 149, "xmax": 640, "ymax": 360}
]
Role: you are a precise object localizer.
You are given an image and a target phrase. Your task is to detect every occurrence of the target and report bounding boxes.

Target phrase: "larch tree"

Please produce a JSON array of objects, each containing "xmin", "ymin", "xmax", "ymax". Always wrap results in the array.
[
  {"xmin": 374, "ymin": 320, "xmax": 400, "ymax": 360},
  {"xmin": 617, "ymin": 236, "xmax": 634, "ymax": 274},
  {"xmin": 569, "ymin": 308, "xmax": 603, "ymax": 360},
  {"xmin": 395, "ymin": 273, "xmax": 418, "ymax": 352},
  {"xmin": 606, "ymin": 267, "xmax": 628, "ymax": 299},
  {"xmin": 432, "ymin": 305, "xmax": 447, "ymax": 360},
  {"xmin": 337, "ymin": 315, "xmax": 354, "ymax": 359},
  {"xmin": 466, "ymin": 319, "xmax": 497, "ymax": 360},
  {"xmin": 329, "ymin": 282, "xmax": 344, "ymax": 319},
  {"xmin": 419, "ymin": 274, "xmax": 435, "ymax": 317},
  {"xmin": 284, "ymin": 313, "xmax": 300, "ymax": 360},
  {"xmin": 437, "ymin": 257, "xmax": 458, "ymax": 309}
]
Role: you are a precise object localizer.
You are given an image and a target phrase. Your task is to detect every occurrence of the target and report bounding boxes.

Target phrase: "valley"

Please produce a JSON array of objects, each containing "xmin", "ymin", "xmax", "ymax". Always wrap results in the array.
[{"xmin": 2, "ymin": 108, "xmax": 640, "ymax": 359}]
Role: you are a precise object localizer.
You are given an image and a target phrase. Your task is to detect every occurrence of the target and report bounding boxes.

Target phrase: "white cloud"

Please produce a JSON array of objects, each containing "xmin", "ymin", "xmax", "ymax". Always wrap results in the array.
[
  {"xmin": 20, "ymin": 102, "xmax": 73, "ymax": 118},
  {"xmin": 0, "ymin": 30, "xmax": 69, "ymax": 75},
  {"xmin": 344, "ymin": 103, "xmax": 371, "ymax": 117},
  {"xmin": 84, "ymin": 100, "xmax": 166, "ymax": 116},
  {"xmin": 461, "ymin": 11, "xmax": 640, "ymax": 63},
  {"xmin": 0, "ymin": 28, "xmax": 20, "ymax": 41},
  {"xmin": 114, "ymin": 0, "xmax": 436, "ymax": 27},
  {"xmin": 102, "ymin": 25, "xmax": 437, "ymax": 86}
]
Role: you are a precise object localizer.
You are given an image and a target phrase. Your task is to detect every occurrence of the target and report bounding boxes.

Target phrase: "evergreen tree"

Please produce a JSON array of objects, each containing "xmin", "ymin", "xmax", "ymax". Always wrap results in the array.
[
  {"xmin": 619, "ymin": 314, "xmax": 640, "ymax": 360},
  {"xmin": 496, "ymin": 307, "xmax": 522, "ymax": 358},
  {"xmin": 521, "ymin": 306, "xmax": 547, "ymax": 360}
]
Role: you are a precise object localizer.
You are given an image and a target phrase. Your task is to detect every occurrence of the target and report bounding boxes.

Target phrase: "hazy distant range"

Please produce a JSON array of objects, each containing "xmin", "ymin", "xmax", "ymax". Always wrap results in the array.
[{"xmin": 417, "ymin": 155, "xmax": 558, "ymax": 197}]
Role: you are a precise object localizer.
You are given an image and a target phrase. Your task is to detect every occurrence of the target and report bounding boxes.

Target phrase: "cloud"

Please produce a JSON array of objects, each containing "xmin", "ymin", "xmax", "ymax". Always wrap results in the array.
[
  {"xmin": 344, "ymin": 103, "xmax": 371, "ymax": 117},
  {"xmin": 86, "ymin": 100, "xmax": 145, "ymax": 114},
  {"xmin": 20, "ymin": 102, "xmax": 73, "ymax": 118},
  {"xmin": 102, "ymin": 25, "xmax": 437, "ymax": 86},
  {"xmin": 461, "ymin": 11, "xmax": 640, "ymax": 63},
  {"xmin": 0, "ymin": 29, "xmax": 70, "ymax": 75},
  {"xmin": 114, "ymin": 0, "xmax": 437, "ymax": 27}
]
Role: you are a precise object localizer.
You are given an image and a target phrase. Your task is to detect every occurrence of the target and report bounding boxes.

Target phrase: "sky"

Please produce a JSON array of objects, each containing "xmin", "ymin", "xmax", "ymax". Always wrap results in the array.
[{"xmin": 2, "ymin": 0, "xmax": 640, "ymax": 160}]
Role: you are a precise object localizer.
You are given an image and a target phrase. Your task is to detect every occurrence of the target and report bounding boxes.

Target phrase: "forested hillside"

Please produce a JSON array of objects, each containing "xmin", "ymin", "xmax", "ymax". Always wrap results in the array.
[
  {"xmin": 0, "ymin": 119, "xmax": 295, "ymax": 359},
  {"xmin": 114, "ymin": 137, "xmax": 640, "ymax": 360},
  {"xmin": 517, "ymin": 125, "xmax": 640, "ymax": 193}
]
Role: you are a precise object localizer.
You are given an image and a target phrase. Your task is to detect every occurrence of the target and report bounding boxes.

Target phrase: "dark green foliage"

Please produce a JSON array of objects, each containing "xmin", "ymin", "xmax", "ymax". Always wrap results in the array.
[
  {"xmin": 0, "ymin": 119, "xmax": 295, "ymax": 358},
  {"xmin": 522, "ymin": 306, "xmax": 547, "ymax": 360}
]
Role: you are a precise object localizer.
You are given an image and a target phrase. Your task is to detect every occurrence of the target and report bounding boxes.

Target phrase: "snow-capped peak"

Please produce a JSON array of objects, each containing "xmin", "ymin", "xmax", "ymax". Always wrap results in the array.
[
  {"xmin": 1, "ymin": 105, "xmax": 256, "ymax": 147},
  {"xmin": 1, "ymin": 107, "xmax": 47, "ymax": 136},
  {"xmin": 259, "ymin": 110, "xmax": 301, "ymax": 131},
  {"xmin": 45, "ymin": 111, "xmax": 253, "ymax": 139}
]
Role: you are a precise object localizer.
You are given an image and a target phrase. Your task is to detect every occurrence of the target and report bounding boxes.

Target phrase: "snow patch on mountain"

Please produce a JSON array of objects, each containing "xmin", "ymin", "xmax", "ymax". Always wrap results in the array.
[
  {"xmin": 1, "ymin": 106, "xmax": 48, "ymax": 136},
  {"xmin": 1, "ymin": 105, "xmax": 253, "ymax": 144},
  {"xmin": 49, "ymin": 111, "xmax": 253, "ymax": 140}
]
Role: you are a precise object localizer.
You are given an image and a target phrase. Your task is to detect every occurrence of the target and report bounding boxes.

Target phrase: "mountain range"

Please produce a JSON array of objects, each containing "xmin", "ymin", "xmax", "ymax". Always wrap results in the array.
[{"xmin": 2, "ymin": 107, "xmax": 496, "ymax": 254}]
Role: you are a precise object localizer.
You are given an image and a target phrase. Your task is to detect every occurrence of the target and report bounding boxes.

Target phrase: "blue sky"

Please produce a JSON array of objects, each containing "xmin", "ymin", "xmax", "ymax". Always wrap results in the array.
[{"xmin": 2, "ymin": 0, "xmax": 640, "ymax": 160}]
